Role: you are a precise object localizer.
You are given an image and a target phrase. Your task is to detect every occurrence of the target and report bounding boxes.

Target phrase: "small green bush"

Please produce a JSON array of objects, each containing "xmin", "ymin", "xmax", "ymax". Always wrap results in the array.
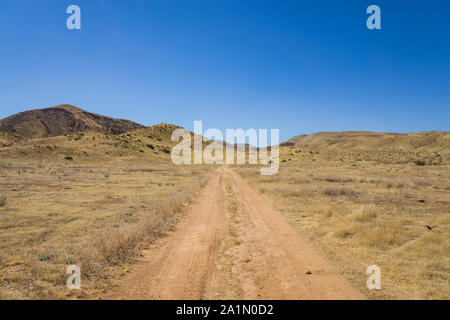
[
  {"xmin": 415, "ymin": 160, "xmax": 426, "ymax": 166},
  {"xmin": 0, "ymin": 195, "xmax": 6, "ymax": 207},
  {"xmin": 64, "ymin": 257, "xmax": 74, "ymax": 264},
  {"xmin": 160, "ymin": 146, "xmax": 171, "ymax": 154},
  {"xmin": 38, "ymin": 253, "xmax": 53, "ymax": 261}
]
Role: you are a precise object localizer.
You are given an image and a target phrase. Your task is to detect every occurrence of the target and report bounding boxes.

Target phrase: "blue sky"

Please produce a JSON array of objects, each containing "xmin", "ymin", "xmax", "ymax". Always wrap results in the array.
[{"xmin": 0, "ymin": 0, "xmax": 449, "ymax": 142}]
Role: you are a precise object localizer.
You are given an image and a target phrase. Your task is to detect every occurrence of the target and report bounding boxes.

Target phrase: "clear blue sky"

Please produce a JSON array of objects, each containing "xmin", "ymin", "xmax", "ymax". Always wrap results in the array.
[{"xmin": 1, "ymin": 0, "xmax": 449, "ymax": 142}]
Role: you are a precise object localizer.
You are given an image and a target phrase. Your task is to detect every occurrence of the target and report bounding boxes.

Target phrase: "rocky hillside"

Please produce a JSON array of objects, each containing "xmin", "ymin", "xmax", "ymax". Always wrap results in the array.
[{"xmin": 0, "ymin": 104, "xmax": 144, "ymax": 139}]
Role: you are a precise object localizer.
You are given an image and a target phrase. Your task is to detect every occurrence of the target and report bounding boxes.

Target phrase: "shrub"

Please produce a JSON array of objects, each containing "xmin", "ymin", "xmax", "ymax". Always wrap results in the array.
[
  {"xmin": 160, "ymin": 146, "xmax": 171, "ymax": 154},
  {"xmin": 146, "ymin": 144, "xmax": 155, "ymax": 150},
  {"xmin": 65, "ymin": 156, "xmax": 73, "ymax": 161},
  {"xmin": 334, "ymin": 228, "xmax": 354, "ymax": 239},
  {"xmin": 0, "ymin": 195, "xmax": 6, "ymax": 207},
  {"xmin": 277, "ymin": 187, "xmax": 303, "ymax": 197},
  {"xmin": 38, "ymin": 253, "xmax": 53, "ymax": 261},
  {"xmin": 415, "ymin": 160, "xmax": 426, "ymax": 166},
  {"xmin": 360, "ymin": 225, "xmax": 403, "ymax": 248},
  {"xmin": 323, "ymin": 186, "xmax": 356, "ymax": 197},
  {"xmin": 64, "ymin": 257, "xmax": 74, "ymax": 265},
  {"xmin": 351, "ymin": 204, "xmax": 377, "ymax": 222},
  {"xmin": 322, "ymin": 176, "xmax": 354, "ymax": 183},
  {"xmin": 319, "ymin": 206, "xmax": 333, "ymax": 217}
]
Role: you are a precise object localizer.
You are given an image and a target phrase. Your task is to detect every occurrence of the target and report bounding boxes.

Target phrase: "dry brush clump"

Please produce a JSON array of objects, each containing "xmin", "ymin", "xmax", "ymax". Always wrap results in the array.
[
  {"xmin": 322, "ymin": 186, "xmax": 357, "ymax": 197},
  {"xmin": 283, "ymin": 175, "xmax": 311, "ymax": 184},
  {"xmin": 356, "ymin": 176, "xmax": 431, "ymax": 189},
  {"xmin": 315, "ymin": 174, "xmax": 432, "ymax": 190},
  {"xmin": 350, "ymin": 204, "xmax": 377, "ymax": 222},
  {"xmin": 334, "ymin": 226, "xmax": 355, "ymax": 239},
  {"xmin": 278, "ymin": 188, "xmax": 303, "ymax": 198},
  {"xmin": 268, "ymin": 185, "xmax": 316, "ymax": 198},
  {"xmin": 327, "ymin": 205, "xmax": 407, "ymax": 248},
  {"xmin": 0, "ymin": 195, "xmax": 6, "ymax": 207},
  {"xmin": 318, "ymin": 176, "xmax": 355, "ymax": 183},
  {"xmin": 318, "ymin": 206, "xmax": 333, "ymax": 217}
]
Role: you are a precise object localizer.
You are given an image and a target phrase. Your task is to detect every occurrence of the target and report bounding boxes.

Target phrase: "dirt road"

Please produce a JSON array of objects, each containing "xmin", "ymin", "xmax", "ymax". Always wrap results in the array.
[{"xmin": 105, "ymin": 168, "xmax": 364, "ymax": 299}]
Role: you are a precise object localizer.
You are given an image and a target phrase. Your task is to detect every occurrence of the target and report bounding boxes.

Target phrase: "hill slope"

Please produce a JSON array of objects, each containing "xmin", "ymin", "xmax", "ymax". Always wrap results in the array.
[
  {"xmin": 280, "ymin": 131, "xmax": 450, "ymax": 165},
  {"xmin": 282, "ymin": 131, "xmax": 450, "ymax": 152},
  {"xmin": 0, "ymin": 104, "xmax": 144, "ymax": 138}
]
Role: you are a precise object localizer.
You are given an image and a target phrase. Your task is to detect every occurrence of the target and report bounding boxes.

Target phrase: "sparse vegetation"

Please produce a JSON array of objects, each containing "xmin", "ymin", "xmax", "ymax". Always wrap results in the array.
[
  {"xmin": 318, "ymin": 206, "xmax": 333, "ymax": 217},
  {"xmin": 0, "ymin": 195, "xmax": 6, "ymax": 207},
  {"xmin": 350, "ymin": 205, "xmax": 377, "ymax": 222},
  {"xmin": 38, "ymin": 253, "xmax": 53, "ymax": 262},
  {"xmin": 84, "ymin": 181, "xmax": 207, "ymax": 268},
  {"xmin": 323, "ymin": 186, "xmax": 356, "ymax": 197},
  {"xmin": 160, "ymin": 146, "xmax": 171, "ymax": 154},
  {"xmin": 0, "ymin": 143, "xmax": 212, "ymax": 298},
  {"xmin": 415, "ymin": 160, "xmax": 426, "ymax": 166},
  {"xmin": 236, "ymin": 145, "xmax": 450, "ymax": 299}
]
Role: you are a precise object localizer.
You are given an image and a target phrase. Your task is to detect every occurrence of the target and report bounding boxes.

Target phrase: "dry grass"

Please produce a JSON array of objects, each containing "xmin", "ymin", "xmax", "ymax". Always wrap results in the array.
[
  {"xmin": 0, "ymin": 156, "xmax": 211, "ymax": 299},
  {"xmin": 77, "ymin": 177, "xmax": 208, "ymax": 276},
  {"xmin": 351, "ymin": 205, "xmax": 377, "ymax": 222},
  {"xmin": 318, "ymin": 206, "xmax": 333, "ymax": 218},
  {"xmin": 236, "ymin": 146, "xmax": 450, "ymax": 299},
  {"xmin": 323, "ymin": 186, "xmax": 357, "ymax": 197}
]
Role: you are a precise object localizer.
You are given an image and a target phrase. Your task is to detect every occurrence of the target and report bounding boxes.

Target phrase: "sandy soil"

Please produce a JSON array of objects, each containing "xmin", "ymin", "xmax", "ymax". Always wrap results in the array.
[{"xmin": 104, "ymin": 168, "xmax": 364, "ymax": 300}]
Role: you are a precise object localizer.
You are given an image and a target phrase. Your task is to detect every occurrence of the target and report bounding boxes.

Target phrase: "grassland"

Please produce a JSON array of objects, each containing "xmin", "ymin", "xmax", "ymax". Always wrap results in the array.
[
  {"xmin": 0, "ymin": 127, "xmax": 213, "ymax": 299},
  {"xmin": 235, "ymin": 146, "xmax": 450, "ymax": 299}
]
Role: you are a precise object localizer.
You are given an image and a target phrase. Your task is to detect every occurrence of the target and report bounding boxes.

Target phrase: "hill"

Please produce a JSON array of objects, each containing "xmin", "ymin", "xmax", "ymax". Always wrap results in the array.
[
  {"xmin": 281, "ymin": 131, "xmax": 450, "ymax": 152},
  {"xmin": 280, "ymin": 131, "xmax": 450, "ymax": 165},
  {"xmin": 0, "ymin": 104, "xmax": 144, "ymax": 139}
]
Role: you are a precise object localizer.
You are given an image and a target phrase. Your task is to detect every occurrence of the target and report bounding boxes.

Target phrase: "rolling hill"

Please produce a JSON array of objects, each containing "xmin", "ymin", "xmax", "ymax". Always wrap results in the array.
[
  {"xmin": 1, "ymin": 105, "xmax": 448, "ymax": 165},
  {"xmin": 281, "ymin": 131, "xmax": 450, "ymax": 153},
  {"xmin": 280, "ymin": 131, "xmax": 450, "ymax": 165},
  {"xmin": 0, "ymin": 104, "xmax": 144, "ymax": 139}
]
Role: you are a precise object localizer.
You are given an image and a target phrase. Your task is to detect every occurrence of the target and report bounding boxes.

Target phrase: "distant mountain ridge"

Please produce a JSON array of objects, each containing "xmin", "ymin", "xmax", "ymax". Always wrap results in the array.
[
  {"xmin": 0, "ymin": 104, "xmax": 144, "ymax": 138},
  {"xmin": 1, "ymin": 105, "xmax": 449, "ymax": 159}
]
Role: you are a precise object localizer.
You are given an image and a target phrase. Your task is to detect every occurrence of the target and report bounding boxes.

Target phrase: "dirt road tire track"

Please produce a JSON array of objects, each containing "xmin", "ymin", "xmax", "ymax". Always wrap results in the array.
[
  {"xmin": 105, "ymin": 168, "xmax": 364, "ymax": 300},
  {"xmin": 227, "ymin": 169, "xmax": 364, "ymax": 299},
  {"xmin": 105, "ymin": 170, "xmax": 225, "ymax": 299}
]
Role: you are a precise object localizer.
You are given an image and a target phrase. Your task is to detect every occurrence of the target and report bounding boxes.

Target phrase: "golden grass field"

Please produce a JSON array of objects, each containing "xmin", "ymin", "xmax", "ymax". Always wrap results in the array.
[
  {"xmin": 235, "ymin": 146, "xmax": 450, "ymax": 299},
  {"xmin": 0, "ymin": 128, "xmax": 213, "ymax": 299}
]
